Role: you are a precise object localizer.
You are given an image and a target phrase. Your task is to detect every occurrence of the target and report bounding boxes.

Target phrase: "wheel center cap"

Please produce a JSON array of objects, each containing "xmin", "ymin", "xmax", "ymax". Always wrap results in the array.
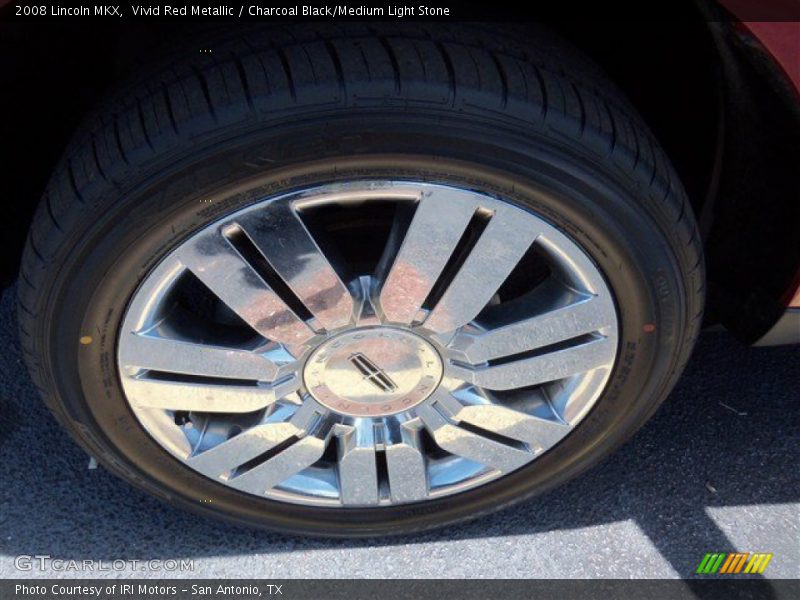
[{"xmin": 303, "ymin": 327, "xmax": 443, "ymax": 417}]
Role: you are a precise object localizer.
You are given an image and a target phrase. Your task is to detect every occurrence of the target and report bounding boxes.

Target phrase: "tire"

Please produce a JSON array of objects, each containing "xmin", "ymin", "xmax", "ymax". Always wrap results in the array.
[{"xmin": 18, "ymin": 24, "xmax": 704, "ymax": 536}]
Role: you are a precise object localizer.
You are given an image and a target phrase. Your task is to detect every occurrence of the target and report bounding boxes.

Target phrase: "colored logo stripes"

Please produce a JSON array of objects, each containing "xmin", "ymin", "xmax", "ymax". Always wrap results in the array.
[{"xmin": 696, "ymin": 552, "xmax": 773, "ymax": 574}]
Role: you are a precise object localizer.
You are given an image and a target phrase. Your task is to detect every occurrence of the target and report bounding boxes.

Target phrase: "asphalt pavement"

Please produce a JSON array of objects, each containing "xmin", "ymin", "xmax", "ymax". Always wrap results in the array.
[{"xmin": 0, "ymin": 282, "xmax": 797, "ymax": 580}]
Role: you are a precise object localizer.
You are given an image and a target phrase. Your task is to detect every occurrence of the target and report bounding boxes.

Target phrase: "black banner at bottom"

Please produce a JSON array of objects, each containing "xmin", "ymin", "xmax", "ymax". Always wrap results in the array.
[{"xmin": 3, "ymin": 579, "xmax": 799, "ymax": 600}]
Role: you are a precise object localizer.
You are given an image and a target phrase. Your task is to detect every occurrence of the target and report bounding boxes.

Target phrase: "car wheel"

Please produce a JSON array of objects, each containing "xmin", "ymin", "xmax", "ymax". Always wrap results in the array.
[{"xmin": 18, "ymin": 24, "xmax": 704, "ymax": 536}]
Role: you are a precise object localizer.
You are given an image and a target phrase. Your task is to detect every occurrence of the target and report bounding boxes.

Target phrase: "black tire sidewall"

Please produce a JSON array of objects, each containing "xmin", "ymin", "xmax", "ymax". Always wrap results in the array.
[{"xmin": 45, "ymin": 114, "xmax": 687, "ymax": 535}]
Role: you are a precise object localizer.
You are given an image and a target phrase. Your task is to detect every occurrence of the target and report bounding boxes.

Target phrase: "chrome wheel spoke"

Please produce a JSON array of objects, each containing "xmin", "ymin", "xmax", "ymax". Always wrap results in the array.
[
  {"xmin": 229, "ymin": 433, "xmax": 330, "ymax": 494},
  {"xmin": 189, "ymin": 421, "xmax": 302, "ymax": 478},
  {"xmin": 379, "ymin": 189, "xmax": 478, "ymax": 324},
  {"xmin": 450, "ymin": 295, "xmax": 613, "ymax": 364},
  {"xmin": 337, "ymin": 425, "xmax": 379, "ymax": 505},
  {"xmin": 435, "ymin": 393, "xmax": 569, "ymax": 451},
  {"xmin": 123, "ymin": 375, "xmax": 297, "ymax": 412},
  {"xmin": 119, "ymin": 332, "xmax": 281, "ymax": 381},
  {"xmin": 385, "ymin": 425, "xmax": 428, "ymax": 503},
  {"xmin": 236, "ymin": 204, "xmax": 354, "ymax": 331},
  {"xmin": 424, "ymin": 208, "xmax": 541, "ymax": 333},
  {"xmin": 189, "ymin": 401, "xmax": 319, "ymax": 478},
  {"xmin": 448, "ymin": 335, "xmax": 615, "ymax": 390},
  {"xmin": 417, "ymin": 402, "xmax": 533, "ymax": 473},
  {"xmin": 177, "ymin": 229, "xmax": 315, "ymax": 346},
  {"xmin": 456, "ymin": 405, "xmax": 569, "ymax": 451}
]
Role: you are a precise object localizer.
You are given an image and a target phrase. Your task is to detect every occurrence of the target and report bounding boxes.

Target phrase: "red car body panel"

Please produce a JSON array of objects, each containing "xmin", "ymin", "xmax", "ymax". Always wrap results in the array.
[
  {"xmin": 719, "ymin": 1, "xmax": 800, "ymax": 308},
  {"xmin": 739, "ymin": 21, "xmax": 800, "ymax": 308},
  {"xmin": 785, "ymin": 277, "xmax": 800, "ymax": 308},
  {"xmin": 744, "ymin": 20, "xmax": 800, "ymax": 309},
  {"xmin": 738, "ymin": 20, "xmax": 800, "ymax": 94}
]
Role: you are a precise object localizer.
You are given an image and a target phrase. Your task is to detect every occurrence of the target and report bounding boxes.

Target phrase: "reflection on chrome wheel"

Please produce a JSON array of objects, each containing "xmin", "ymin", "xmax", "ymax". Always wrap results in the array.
[{"xmin": 118, "ymin": 182, "xmax": 618, "ymax": 507}]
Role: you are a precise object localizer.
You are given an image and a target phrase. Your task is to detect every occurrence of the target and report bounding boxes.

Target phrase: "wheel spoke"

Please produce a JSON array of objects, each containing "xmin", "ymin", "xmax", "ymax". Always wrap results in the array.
[
  {"xmin": 424, "ymin": 208, "xmax": 541, "ymax": 333},
  {"xmin": 448, "ymin": 335, "xmax": 615, "ymax": 390},
  {"xmin": 417, "ymin": 399, "xmax": 532, "ymax": 473},
  {"xmin": 193, "ymin": 402, "xmax": 329, "ymax": 495},
  {"xmin": 379, "ymin": 189, "xmax": 479, "ymax": 324},
  {"xmin": 188, "ymin": 401, "xmax": 318, "ymax": 479},
  {"xmin": 188, "ymin": 421, "xmax": 302, "ymax": 479},
  {"xmin": 337, "ymin": 425, "xmax": 379, "ymax": 505},
  {"xmin": 177, "ymin": 229, "xmax": 315, "ymax": 346},
  {"xmin": 385, "ymin": 424, "xmax": 428, "ymax": 503},
  {"xmin": 124, "ymin": 375, "xmax": 299, "ymax": 413},
  {"xmin": 228, "ymin": 434, "xmax": 329, "ymax": 494},
  {"xmin": 119, "ymin": 332, "xmax": 281, "ymax": 381},
  {"xmin": 236, "ymin": 203, "xmax": 354, "ymax": 331},
  {"xmin": 435, "ymin": 393, "xmax": 569, "ymax": 451},
  {"xmin": 450, "ymin": 295, "xmax": 613, "ymax": 364}
]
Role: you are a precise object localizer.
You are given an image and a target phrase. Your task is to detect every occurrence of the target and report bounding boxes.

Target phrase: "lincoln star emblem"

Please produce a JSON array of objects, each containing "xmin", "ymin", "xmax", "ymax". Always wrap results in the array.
[{"xmin": 348, "ymin": 353, "xmax": 397, "ymax": 393}]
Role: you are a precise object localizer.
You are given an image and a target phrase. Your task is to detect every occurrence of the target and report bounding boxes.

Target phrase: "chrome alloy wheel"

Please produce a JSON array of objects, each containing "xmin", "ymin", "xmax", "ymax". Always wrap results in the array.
[{"xmin": 118, "ymin": 181, "xmax": 618, "ymax": 507}]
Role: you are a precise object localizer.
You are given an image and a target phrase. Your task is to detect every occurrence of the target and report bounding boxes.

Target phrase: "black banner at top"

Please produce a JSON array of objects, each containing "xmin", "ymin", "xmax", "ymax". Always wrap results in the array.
[{"xmin": 2, "ymin": 0, "xmax": 800, "ymax": 23}]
